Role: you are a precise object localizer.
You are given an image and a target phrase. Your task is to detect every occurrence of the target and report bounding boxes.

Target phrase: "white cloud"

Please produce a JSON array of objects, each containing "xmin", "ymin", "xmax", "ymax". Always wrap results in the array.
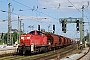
[
  {"xmin": 38, "ymin": 0, "xmax": 90, "ymax": 11},
  {"xmin": 11, "ymin": 15, "xmax": 53, "ymax": 22}
]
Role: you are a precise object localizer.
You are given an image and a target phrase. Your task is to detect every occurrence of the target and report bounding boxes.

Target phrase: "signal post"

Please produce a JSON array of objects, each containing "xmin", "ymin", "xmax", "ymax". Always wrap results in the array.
[{"xmin": 59, "ymin": 17, "xmax": 84, "ymax": 49}]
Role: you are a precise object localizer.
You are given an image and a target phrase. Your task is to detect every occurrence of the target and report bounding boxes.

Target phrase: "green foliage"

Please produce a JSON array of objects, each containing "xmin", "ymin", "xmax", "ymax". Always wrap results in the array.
[
  {"xmin": 0, "ymin": 31, "xmax": 26, "ymax": 45},
  {"xmin": 4, "ymin": 33, "xmax": 7, "ymax": 44},
  {"xmin": 12, "ymin": 32, "xmax": 18, "ymax": 43},
  {"xmin": 0, "ymin": 40, "xmax": 3, "ymax": 44},
  {"xmin": 3, "ymin": 32, "xmax": 19, "ymax": 44}
]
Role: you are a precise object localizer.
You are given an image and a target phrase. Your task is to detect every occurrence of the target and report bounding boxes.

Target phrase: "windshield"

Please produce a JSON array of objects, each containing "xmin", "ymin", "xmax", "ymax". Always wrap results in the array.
[{"xmin": 28, "ymin": 31, "xmax": 42, "ymax": 35}]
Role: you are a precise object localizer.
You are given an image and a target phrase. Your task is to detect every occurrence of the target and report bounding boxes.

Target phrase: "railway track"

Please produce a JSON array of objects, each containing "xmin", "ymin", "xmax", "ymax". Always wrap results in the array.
[
  {"xmin": 0, "ymin": 43, "xmax": 77, "ymax": 60},
  {"xmin": 77, "ymin": 48, "xmax": 90, "ymax": 60},
  {"xmin": 29, "ymin": 44, "xmax": 76, "ymax": 60}
]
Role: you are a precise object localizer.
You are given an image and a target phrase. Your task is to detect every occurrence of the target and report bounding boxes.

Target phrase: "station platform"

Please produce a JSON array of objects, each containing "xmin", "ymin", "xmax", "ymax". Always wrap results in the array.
[
  {"xmin": 0, "ymin": 44, "xmax": 17, "ymax": 54},
  {"xmin": 79, "ymin": 48, "xmax": 90, "ymax": 60},
  {"xmin": 60, "ymin": 47, "xmax": 89, "ymax": 60}
]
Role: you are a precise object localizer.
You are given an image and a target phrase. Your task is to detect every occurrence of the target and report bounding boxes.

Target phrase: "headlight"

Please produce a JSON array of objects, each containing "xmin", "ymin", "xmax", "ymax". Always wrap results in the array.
[
  {"xmin": 27, "ymin": 37, "xmax": 30, "ymax": 39},
  {"xmin": 21, "ymin": 37, "xmax": 24, "ymax": 40}
]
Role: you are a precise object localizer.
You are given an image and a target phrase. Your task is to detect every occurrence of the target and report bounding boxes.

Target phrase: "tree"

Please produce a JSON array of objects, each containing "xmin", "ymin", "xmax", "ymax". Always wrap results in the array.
[
  {"xmin": 4, "ymin": 33, "xmax": 7, "ymax": 44},
  {"xmin": 12, "ymin": 32, "xmax": 18, "ymax": 44},
  {"xmin": 3, "ymin": 32, "xmax": 19, "ymax": 44}
]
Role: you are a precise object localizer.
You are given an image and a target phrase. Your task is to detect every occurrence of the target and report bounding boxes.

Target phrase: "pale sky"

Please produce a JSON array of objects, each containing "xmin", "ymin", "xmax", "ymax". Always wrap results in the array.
[{"xmin": 0, "ymin": 0, "xmax": 90, "ymax": 38}]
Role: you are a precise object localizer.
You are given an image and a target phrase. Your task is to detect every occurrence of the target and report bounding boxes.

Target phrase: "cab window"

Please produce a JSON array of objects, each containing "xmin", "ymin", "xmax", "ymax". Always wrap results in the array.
[
  {"xmin": 29, "ymin": 31, "xmax": 34, "ymax": 34},
  {"xmin": 28, "ymin": 31, "xmax": 42, "ymax": 35},
  {"xmin": 37, "ymin": 31, "xmax": 42, "ymax": 35}
]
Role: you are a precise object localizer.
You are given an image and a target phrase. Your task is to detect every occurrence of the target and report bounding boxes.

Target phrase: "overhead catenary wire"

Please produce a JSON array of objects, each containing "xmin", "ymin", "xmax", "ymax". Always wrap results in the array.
[
  {"xmin": 13, "ymin": 0, "xmax": 76, "ymax": 35},
  {"xmin": 10, "ymin": 0, "xmax": 58, "ymax": 26},
  {"xmin": 0, "ymin": 3, "xmax": 51, "ymax": 27},
  {"xmin": 0, "ymin": 0, "xmax": 52, "ymax": 21},
  {"xmin": 81, "ymin": 1, "xmax": 90, "ymax": 18},
  {"xmin": 67, "ymin": 0, "xmax": 82, "ymax": 14},
  {"xmin": 10, "ymin": 0, "xmax": 60, "ymax": 32},
  {"xmin": 37, "ymin": 0, "xmax": 66, "ymax": 25},
  {"xmin": 40, "ymin": 0, "xmax": 66, "ymax": 18},
  {"xmin": 12, "ymin": 0, "xmax": 58, "ymax": 20},
  {"xmin": 67, "ymin": 0, "xmax": 90, "ymax": 22}
]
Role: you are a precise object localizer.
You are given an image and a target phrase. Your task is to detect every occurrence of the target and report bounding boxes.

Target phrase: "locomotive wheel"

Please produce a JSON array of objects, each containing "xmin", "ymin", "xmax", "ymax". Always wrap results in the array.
[
  {"xmin": 45, "ymin": 47, "xmax": 48, "ymax": 52},
  {"xmin": 22, "ymin": 46, "xmax": 26, "ymax": 55},
  {"xmin": 23, "ymin": 50, "xmax": 25, "ymax": 54},
  {"xmin": 17, "ymin": 48, "xmax": 19, "ymax": 53},
  {"xmin": 18, "ymin": 50, "xmax": 23, "ymax": 55},
  {"xmin": 17, "ymin": 48, "xmax": 22, "ymax": 54}
]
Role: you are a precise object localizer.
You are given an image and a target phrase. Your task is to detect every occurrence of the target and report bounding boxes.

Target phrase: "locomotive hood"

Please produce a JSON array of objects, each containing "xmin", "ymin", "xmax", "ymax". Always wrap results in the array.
[{"xmin": 20, "ymin": 30, "xmax": 48, "ymax": 46}]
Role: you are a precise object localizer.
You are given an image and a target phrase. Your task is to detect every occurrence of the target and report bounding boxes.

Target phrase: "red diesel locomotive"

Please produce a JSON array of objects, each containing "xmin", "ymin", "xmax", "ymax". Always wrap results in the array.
[{"xmin": 17, "ymin": 30, "xmax": 72, "ymax": 54}]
